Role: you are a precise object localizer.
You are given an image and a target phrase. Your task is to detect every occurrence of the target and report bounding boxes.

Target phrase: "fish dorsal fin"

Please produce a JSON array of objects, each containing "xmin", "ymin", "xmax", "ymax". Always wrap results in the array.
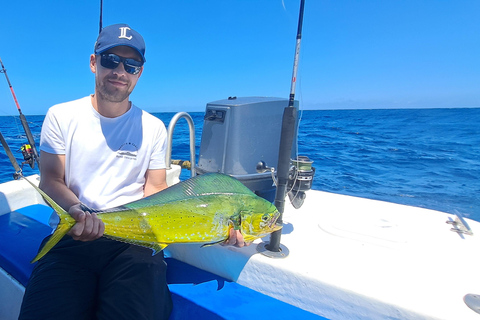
[
  {"xmin": 177, "ymin": 173, "xmax": 254, "ymax": 197},
  {"xmin": 125, "ymin": 173, "xmax": 255, "ymax": 209}
]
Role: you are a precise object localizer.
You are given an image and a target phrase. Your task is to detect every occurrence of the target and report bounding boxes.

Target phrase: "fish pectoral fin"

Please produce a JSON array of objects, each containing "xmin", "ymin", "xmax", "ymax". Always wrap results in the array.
[
  {"xmin": 103, "ymin": 234, "xmax": 168, "ymax": 255},
  {"xmin": 229, "ymin": 214, "xmax": 241, "ymax": 231},
  {"xmin": 201, "ymin": 240, "xmax": 225, "ymax": 248},
  {"xmin": 124, "ymin": 241, "xmax": 167, "ymax": 255}
]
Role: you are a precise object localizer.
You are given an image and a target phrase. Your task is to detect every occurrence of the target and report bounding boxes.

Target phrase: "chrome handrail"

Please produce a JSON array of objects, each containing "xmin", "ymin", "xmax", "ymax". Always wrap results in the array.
[{"xmin": 165, "ymin": 112, "xmax": 196, "ymax": 177}]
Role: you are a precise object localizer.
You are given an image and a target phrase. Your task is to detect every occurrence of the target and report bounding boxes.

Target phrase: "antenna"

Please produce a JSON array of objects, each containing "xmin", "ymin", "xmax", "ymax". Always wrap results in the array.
[{"xmin": 99, "ymin": 0, "xmax": 103, "ymax": 33}]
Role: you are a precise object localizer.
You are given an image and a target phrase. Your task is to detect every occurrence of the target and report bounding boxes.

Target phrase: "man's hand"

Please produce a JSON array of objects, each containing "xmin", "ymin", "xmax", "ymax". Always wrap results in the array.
[
  {"xmin": 39, "ymin": 151, "xmax": 104, "ymax": 242},
  {"xmin": 68, "ymin": 203, "xmax": 105, "ymax": 241},
  {"xmin": 222, "ymin": 229, "xmax": 251, "ymax": 248}
]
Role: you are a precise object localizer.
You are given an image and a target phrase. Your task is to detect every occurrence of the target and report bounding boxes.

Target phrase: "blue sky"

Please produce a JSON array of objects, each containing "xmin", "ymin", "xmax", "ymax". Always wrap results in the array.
[{"xmin": 1, "ymin": 0, "xmax": 479, "ymax": 115}]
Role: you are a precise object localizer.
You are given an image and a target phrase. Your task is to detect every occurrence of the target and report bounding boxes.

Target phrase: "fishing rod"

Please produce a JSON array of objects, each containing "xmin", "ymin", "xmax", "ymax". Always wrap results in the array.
[
  {"xmin": 0, "ymin": 57, "xmax": 40, "ymax": 169},
  {"xmin": 0, "ymin": 130, "xmax": 23, "ymax": 180},
  {"xmin": 99, "ymin": 0, "xmax": 103, "ymax": 33},
  {"xmin": 265, "ymin": 0, "xmax": 306, "ymax": 255}
]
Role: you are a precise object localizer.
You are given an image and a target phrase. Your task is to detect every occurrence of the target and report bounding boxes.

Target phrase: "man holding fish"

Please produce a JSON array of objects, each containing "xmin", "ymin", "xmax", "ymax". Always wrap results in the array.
[{"xmin": 19, "ymin": 23, "xmax": 248, "ymax": 320}]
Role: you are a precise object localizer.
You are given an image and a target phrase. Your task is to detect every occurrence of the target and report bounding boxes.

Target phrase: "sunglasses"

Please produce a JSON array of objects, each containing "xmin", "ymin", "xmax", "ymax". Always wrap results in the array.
[{"xmin": 100, "ymin": 53, "xmax": 143, "ymax": 75}]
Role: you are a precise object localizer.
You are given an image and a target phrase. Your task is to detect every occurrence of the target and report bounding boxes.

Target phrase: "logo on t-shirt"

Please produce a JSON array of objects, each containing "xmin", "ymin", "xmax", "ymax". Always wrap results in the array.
[{"xmin": 117, "ymin": 142, "xmax": 138, "ymax": 160}]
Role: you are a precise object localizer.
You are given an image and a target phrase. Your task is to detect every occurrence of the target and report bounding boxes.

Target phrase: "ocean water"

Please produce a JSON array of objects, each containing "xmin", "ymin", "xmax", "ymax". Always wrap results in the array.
[{"xmin": 0, "ymin": 108, "xmax": 479, "ymax": 222}]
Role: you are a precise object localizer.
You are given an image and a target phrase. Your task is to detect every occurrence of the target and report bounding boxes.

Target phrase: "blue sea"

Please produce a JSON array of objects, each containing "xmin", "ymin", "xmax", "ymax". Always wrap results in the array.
[{"xmin": 1, "ymin": 108, "xmax": 479, "ymax": 222}]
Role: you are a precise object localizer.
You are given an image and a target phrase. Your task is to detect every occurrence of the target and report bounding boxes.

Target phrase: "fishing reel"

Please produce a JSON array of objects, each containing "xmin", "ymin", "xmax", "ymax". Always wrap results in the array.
[
  {"xmin": 256, "ymin": 155, "xmax": 315, "ymax": 209},
  {"xmin": 287, "ymin": 156, "xmax": 315, "ymax": 209},
  {"xmin": 20, "ymin": 144, "xmax": 35, "ymax": 169}
]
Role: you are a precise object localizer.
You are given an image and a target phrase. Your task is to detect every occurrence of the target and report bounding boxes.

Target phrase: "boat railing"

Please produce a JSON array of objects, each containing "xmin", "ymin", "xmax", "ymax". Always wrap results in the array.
[{"xmin": 166, "ymin": 112, "xmax": 196, "ymax": 178}]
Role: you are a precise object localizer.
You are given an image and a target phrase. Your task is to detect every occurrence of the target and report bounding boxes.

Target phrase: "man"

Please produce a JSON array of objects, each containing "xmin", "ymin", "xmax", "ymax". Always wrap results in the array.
[{"xmin": 19, "ymin": 22, "xmax": 248, "ymax": 320}]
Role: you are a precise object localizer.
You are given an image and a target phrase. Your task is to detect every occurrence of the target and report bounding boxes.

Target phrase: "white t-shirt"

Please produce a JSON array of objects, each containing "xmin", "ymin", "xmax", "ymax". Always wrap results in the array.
[{"xmin": 40, "ymin": 96, "xmax": 167, "ymax": 209}]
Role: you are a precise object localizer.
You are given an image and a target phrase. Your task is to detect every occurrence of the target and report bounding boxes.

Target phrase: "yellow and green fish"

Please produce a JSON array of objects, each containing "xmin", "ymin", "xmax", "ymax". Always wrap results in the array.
[{"xmin": 25, "ymin": 173, "xmax": 281, "ymax": 263}]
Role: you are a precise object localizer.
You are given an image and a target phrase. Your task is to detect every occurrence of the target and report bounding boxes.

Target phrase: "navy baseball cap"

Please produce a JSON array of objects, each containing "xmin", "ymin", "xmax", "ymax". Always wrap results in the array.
[{"xmin": 94, "ymin": 24, "xmax": 146, "ymax": 62}]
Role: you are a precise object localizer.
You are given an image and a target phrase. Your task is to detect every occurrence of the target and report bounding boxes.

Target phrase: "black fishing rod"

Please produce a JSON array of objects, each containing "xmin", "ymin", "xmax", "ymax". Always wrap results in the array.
[
  {"xmin": 0, "ymin": 130, "xmax": 23, "ymax": 180},
  {"xmin": 99, "ymin": 0, "xmax": 103, "ymax": 33},
  {"xmin": 0, "ymin": 57, "xmax": 40, "ymax": 169},
  {"xmin": 265, "ymin": 0, "xmax": 306, "ymax": 254}
]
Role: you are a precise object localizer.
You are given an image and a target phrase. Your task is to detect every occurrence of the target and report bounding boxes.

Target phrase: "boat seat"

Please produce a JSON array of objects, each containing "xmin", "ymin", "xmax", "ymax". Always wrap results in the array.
[{"xmin": 0, "ymin": 205, "xmax": 54, "ymax": 286}]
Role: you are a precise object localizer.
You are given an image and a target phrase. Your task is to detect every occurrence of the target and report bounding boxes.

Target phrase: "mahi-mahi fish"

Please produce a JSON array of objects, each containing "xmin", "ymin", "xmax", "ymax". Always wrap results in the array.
[{"xmin": 24, "ymin": 173, "xmax": 282, "ymax": 263}]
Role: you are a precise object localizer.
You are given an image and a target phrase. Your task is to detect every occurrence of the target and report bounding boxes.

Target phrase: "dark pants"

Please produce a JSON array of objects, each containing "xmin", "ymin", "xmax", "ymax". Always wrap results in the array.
[{"xmin": 19, "ymin": 236, "xmax": 172, "ymax": 320}]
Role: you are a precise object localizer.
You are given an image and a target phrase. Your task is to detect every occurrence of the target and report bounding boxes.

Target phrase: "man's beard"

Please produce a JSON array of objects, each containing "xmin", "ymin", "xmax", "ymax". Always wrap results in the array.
[{"xmin": 96, "ymin": 76, "xmax": 133, "ymax": 103}]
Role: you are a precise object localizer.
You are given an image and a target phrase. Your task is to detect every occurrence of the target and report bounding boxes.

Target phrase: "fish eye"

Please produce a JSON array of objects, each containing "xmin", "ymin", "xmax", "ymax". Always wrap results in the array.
[{"xmin": 262, "ymin": 215, "xmax": 269, "ymax": 221}]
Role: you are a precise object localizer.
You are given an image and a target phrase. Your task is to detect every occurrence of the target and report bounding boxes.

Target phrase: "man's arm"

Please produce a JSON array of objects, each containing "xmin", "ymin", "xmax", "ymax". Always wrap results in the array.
[
  {"xmin": 144, "ymin": 168, "xmax": 168, "ymax": 197},
  {"xmin": 39, "ymin": 151, "xmax": 104, "ymax": 241}
]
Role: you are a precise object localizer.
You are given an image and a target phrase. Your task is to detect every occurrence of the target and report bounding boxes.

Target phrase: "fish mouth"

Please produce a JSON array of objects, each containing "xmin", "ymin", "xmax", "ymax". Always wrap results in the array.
[
  {"xmin": 270, "ymin": 211, "xmax": 281, "ymax": 228},
  {"xmin": 269, "ymin": 213, "xmax": 283, "ymax": 231},
  {"xmin": 272, "ymin": 222, "xmax": 283, "ymax": 231}
]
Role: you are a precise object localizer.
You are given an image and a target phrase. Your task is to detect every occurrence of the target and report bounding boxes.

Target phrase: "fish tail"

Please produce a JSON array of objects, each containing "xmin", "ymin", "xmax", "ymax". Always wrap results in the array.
[
  {"xmin": 31, "ymin": 221, "xmax": 72, "ymax": 263},
  {"xmin": 23, "ymin": 177, "xmax": 75, "ymax": 263}
]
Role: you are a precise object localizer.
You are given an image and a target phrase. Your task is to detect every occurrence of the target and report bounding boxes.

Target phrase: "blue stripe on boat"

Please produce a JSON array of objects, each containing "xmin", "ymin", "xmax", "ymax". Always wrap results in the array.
[
  {"xmin": 0, "ymin": 206, "xmax": 53, "ymax": 286},
  {"xmin": 166, "ymin": 258, "xmax": 326, "ymax": 319}
]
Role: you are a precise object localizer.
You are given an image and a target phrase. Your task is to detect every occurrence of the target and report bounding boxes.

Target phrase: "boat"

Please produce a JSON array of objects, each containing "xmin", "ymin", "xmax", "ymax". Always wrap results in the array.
[
  {"xmin": 2, "ymin": 1, "xmax": 480, "ymax": 319},
  {"xmin": 1, "ymin": 95, "xmax": 480, "ymax": 320}
]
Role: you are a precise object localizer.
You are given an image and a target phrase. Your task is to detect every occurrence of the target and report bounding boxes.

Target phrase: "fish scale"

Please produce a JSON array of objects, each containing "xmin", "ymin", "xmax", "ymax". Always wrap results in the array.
[{"xmin": 101, "ymin": 194, "xmax": 246, "ymax": 246}]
